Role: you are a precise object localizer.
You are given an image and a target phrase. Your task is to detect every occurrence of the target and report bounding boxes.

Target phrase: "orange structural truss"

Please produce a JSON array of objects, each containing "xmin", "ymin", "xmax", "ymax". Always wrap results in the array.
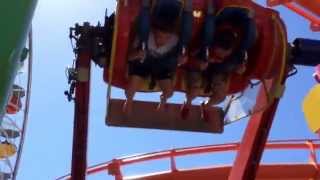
[
  {"xmin": 267, "ymin": 0, "xmax": 320, "ymax": 31},
  {"xmin": 57, "ymin": 139, "xmax": 320, "ymax": 180}
]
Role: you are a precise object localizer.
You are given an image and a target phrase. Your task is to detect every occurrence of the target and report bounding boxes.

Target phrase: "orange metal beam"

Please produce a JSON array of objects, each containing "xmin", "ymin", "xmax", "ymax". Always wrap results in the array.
[
  {"xmin": 267, "ymin": 0, "xmax": 320, "ymax": 11},
  {"xmin": 57, "ymin": 139, "xmax": 320, "ymax": 179},
  {"xmin": 306, "ymin": 141, "xmax": 319, "ymax": 171},
  {"xmin": 284, "ymin": 3, "xmax": 320, "ymax": 25},
  {"xmin": 229, "ymin": 12, "xmax": 288, "ymax": 177},
  {"xmin": 267, "ymin": 0, "xmax": 320, "ymax": 31},
  {"xmin": 228, "ymin": 98, "xmax": 281, "ymax": 180},
  {"xmin": 312, "ymin": 24, "xmax": 320, "ymax": 32},
  {"xmin": 125, "ymin": 164, "xmax": 320, "ymax": 180},
  {"xmin": 267, "ymin": 0, "xmax": 292, "ymax": 6},
  {"xmin": 295, "ymin": 0, "xmax": 320, "ymax": 16}
]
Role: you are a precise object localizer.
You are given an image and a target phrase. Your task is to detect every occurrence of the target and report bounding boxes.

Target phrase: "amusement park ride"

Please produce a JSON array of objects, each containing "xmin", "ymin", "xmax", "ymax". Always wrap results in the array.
[{"xmin": 0, "ymin": 0, "xmax": 320, "ymax": 180}]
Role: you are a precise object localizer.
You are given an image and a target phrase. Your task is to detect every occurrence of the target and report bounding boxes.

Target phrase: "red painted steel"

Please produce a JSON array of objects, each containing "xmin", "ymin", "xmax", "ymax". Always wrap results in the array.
[
  {"xmin": 267, "ymin": 0, "xmax": 293, "ymax": 6},
  {"xmin": 228, "ymin": 14, "xmax": 288, "ymax": 179},
  {"xmin": 70, "ymin": 51, "xmax": 91, "ymax": 180},
  {"xmin": 284, "ymin": 3, "xmax": 320, "ymax": 25},
  {"xmin": 312, "ymin": 24, "xmax": 320, "ymax": 32},
  {"xmin": 57, "ymin": 139, "xmax": 320, "ymax": 179},
  {"xmin": 295, "ymin": 0, "xmax": 320, "ymax": 16},
  {"xmin": 267, "ymin": 0, "xmax": 320, "ymax": 31},
  {"xmin": 228, "ymin": 88, "xmax": 281, "ymax": 179},
  {"xmin": 127, "ymin": 164, "xmax": 320, "ymax": 180},
  {"xmin": 306, "ymin": 141, "xmax": 319, "ymax": 171}
]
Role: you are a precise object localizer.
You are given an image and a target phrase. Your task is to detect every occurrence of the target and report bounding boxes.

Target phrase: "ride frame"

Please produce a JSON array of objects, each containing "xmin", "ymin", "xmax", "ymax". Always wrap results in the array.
[
  {"xmin": 67, "ymin": 21, "xmax": 286, "ymax": 180},
  {"xmin": 66, "ymin": 0, "xmax": 320, "ymax": 179}
]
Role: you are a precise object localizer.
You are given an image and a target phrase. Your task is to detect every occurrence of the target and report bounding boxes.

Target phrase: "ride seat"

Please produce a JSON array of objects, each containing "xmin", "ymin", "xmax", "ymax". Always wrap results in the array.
[{"xmin": 104, "ymin": 0, "xmax": 287, "ymax": 93}]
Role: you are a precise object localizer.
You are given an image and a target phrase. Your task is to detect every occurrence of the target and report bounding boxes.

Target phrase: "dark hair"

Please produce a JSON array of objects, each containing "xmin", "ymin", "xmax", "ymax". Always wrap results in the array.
[
  {"xmin": 214, "ymin": 30, "xmax": 238, "ymax": 50},
  {"xmin": 151, "ymin": 0, "xmax": 181, "ymax": 32}
]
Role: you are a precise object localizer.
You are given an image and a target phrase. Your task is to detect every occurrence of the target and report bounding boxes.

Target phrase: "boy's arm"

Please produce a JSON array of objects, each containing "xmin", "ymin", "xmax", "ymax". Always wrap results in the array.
[
  {"xmin": 218, "ymin": 51, "xmax": 247, "ymax": 73},
  {"xmin": 128, "ymin": 35, "xmax": 146, "ymax": 61},
  {"xmin": 128, "ymin": 49, "xmax": 145, "ymax": 61}
]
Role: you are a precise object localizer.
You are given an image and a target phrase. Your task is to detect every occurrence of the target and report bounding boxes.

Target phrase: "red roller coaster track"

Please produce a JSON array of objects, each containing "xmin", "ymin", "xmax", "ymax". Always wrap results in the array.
[{"xmin": 58, "ymin": 139, "xmax": 320, "ymax": 180}]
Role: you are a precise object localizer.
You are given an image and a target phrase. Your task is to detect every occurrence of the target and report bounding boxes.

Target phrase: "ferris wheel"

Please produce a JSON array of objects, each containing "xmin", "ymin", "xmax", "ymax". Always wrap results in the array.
[{"xmin": 0, "ymin": 31, "xmax": 33, "ymax": 180}]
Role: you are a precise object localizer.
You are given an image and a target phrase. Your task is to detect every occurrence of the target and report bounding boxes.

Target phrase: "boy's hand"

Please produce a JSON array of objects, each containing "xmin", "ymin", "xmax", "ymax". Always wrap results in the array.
[
  {"xmin": 235, "ymin": 63, "xmax": 247, "ymax": 74},
  {"xmin": 178, "ymin": 55, "xmax": 188, "ymax": 66},
  {"xmin": 235, "ymin": 52, "xmax": 248, "ymax": 74},
  {"xmin": 199, "ymin": 61, "xmax": 208, "ymax": 70},
  {"xmin": 128, "ymin": 50, "xmax": 146, "ymax": 62},
  {"xmin": 208, "ymin": 57, "xmax": 223, "ymax": 63}
]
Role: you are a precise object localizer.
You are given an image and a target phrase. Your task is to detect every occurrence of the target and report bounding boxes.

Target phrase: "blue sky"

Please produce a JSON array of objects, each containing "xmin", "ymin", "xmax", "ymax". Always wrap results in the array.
[{"xmin": 16, "ymin": 0, "xmax": 320, "ymax": 179}]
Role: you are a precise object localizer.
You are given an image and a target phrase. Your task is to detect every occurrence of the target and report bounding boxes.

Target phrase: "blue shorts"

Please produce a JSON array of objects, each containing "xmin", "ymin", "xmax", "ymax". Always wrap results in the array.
[{"xmin": 128, "ymin": 55, "xmax": 178, "ymax": 80}]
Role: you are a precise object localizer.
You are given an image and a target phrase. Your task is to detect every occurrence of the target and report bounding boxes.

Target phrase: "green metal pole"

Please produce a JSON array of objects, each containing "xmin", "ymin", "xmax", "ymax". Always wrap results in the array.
[{"xmin": 0, "ymin": 0, "xmax": 38, "ymax": 121}]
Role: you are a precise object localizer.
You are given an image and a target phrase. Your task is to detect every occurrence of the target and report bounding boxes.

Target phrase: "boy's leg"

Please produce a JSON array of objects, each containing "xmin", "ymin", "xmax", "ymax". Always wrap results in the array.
[
  {"xmin": 123, "ymin": 75, "xmax": 145, "ymax": 115},
  {"xmin": 185, "ymin": 88, "xmax": 200, "ymax": 106},
  {"xmin": 181, "ymin": 71, "xmax": 202, "ymax": 119},
  {"xmin": 124, "ymin": 59, "xmax": 150, "ymax": 115},
  {"xmin": 152, "ymin": 53, "xmax": 178, "ymax": 111},
  {"xmin": 206, "ymin": 73, "xmax": 228, "ymax": 105},
  {"xmin": 201, "ymin": 73, "xmax": 228, "ymax": 121},
  {"xmin": 157, "ymin": 79, "xmax": 174, "ymax": 111}
]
